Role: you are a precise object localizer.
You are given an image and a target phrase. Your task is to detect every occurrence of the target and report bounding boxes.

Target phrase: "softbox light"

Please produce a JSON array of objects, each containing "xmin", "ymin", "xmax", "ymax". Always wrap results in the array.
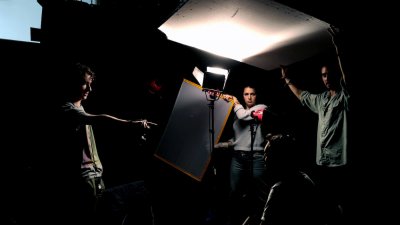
[{"xmin": 202, "ymin": 66, "xmax": 229, "ymax": 92}]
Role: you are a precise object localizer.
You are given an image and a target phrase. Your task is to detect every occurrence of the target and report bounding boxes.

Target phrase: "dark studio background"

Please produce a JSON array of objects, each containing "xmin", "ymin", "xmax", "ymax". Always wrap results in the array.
[{"xmin": 2, "ymin": 0, "xmax": 394, "ymax": 224}]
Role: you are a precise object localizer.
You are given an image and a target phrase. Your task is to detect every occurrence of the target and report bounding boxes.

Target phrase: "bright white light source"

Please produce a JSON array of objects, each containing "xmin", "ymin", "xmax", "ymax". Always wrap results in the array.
[
  {"xmin": 207, "ymin": 67, "xmax": 229, "ymax": 76},
  {"xmin": 207, "ymin": 66, "xmax": 229, "ymax": 90},
  {"xmin": 192, "ymin": 66, "xmax": 205, "ymax": 86},
  {"xmin": 159, "ymin": 0, "xmax": 331, "ymax": 71}
]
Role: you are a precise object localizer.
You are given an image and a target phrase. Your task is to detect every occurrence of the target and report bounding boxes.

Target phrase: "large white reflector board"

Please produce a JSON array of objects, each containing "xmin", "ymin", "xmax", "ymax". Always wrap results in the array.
[{"xmin": 159, "ymin": 0, "xmax": 331, "ymax": 71}]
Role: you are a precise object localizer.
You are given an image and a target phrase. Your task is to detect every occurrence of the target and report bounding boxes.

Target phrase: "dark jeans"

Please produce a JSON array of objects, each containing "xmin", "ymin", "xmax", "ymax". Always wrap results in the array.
[
  {"xmin": 80, "ymin": 177, "xmax": 105, "ymax": 224},
  {"xmin": 229, "ymin": 151, "xmax": 267, "ymax": 225}
]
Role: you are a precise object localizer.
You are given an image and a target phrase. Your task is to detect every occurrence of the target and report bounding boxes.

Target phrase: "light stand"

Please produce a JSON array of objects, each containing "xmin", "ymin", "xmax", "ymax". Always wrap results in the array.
[
  {"xmin": 249, "ymin": 121, "xmax": 257, "ymax": 176},
  {"xmin": 200, "ymin": 67, "xmax": 229, "ymax": 224},
  {"xmin": 201, "ymin": 67, "xmax": 229, "ymax": 175},
  {"xmin": 249, "ymin": 109, "xmax": 266, "ymax": 184},
  {"xmin": 203, "ymin": 89, "xmax": 222, "ymax": 175},
  {"xmin": 203, "ymin": 90, "xmax": 221, "ymax": 153}
]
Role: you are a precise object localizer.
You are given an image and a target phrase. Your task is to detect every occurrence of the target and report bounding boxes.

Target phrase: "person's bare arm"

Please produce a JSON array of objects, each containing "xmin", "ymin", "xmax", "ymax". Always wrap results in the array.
[
  {"xmin": 281, "ymin": 65, "xmax": 303, "ymax": 100},
  {"xmin": 222, "ymin": 94, "xmax": 240, "ymax": 106},
  {"xmin": 84, "ymin": 113, "xmax": 156, "ymax": 129}
]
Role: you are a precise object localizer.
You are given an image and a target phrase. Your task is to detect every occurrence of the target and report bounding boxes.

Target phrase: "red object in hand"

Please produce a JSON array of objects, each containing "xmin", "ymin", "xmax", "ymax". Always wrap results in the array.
[{"xmin": 251, "ymin": 109, "xmax": 266, "ymax": 122}]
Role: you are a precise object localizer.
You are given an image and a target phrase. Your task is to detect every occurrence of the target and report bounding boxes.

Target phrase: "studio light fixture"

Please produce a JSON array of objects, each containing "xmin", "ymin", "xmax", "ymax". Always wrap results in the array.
[
  {"xmin": 203, "ymin": 66, "xmax": 229, "ymax": 92},
  {"xmin": 192, "ymin": 66, "xmax": 229, "ymax": 92}
]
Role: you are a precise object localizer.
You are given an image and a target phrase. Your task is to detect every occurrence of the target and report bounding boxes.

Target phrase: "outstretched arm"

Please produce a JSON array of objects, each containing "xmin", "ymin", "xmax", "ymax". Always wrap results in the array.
[
  {"xmin": 83, "ymin": 113, "xmax": 155, "ymax": 129},
  {"xmin": 280, "ymin": 65, "xmax": 303, "ymax": 100}
]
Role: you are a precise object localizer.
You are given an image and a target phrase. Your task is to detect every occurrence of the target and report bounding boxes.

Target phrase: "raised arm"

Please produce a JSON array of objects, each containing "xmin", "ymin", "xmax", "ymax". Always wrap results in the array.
[
  {"xmin": 328, "ymin": 25, "xmax": 347, "ymax": 87},
  {"xmin": 280, "ymin": 65, "xmax": 303, "ymax": 100}
]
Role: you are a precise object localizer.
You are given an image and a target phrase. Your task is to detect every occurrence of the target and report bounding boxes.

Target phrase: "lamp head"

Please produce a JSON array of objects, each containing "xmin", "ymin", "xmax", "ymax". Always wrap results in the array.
[{"xmin": 202, "ymin": 66, "xmax": 229, "ymax": 92}]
